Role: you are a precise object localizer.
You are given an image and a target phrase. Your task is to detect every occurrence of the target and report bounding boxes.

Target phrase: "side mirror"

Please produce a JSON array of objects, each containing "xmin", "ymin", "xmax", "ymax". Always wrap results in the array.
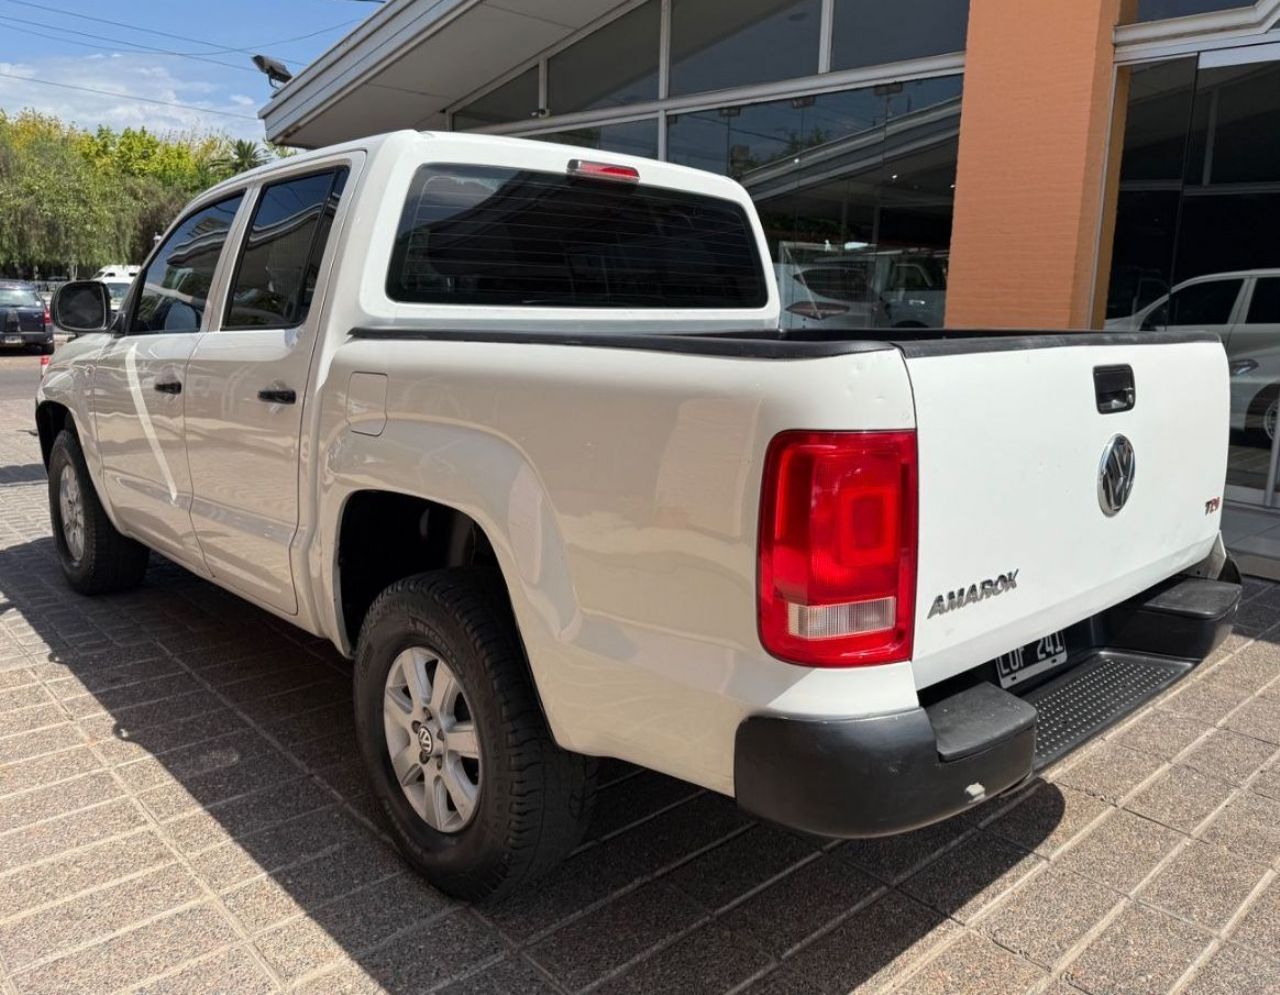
[{"xmin": 51, "ymin": 281, "xmax": 112, "ymax": 334}]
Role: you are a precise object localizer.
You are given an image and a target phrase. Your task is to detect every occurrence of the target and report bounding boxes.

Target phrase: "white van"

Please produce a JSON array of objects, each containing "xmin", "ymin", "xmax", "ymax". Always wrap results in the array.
[{"xmin": 91, "ymin": 264, "xmax": 140, "ymax": 281}]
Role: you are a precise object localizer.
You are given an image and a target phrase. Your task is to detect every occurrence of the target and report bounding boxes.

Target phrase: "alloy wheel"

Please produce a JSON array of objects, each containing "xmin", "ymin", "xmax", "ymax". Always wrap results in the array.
[
  {"xmin": 382, "ymin": 646, "xmax": 481, "ymax": 833},
  {"xmin": 58, "ymin": 466, "xmax": 85, "ymax": 562}
]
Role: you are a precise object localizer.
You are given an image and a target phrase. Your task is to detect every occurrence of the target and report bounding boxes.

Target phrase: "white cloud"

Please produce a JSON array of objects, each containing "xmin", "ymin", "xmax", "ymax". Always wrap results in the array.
[{"xmin": 0, "ymin": 54, "xmax": 267, "ymax": 141}]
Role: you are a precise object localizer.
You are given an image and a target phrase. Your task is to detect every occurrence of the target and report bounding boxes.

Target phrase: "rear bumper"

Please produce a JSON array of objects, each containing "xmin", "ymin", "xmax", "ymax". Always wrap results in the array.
[
  {"xmin": 1, "ymin": 331, "xmax": 51, "ymax": 345},
  {"xmin": 733, "ymin": 565, "xmax": 1241, "ymax": 839}
]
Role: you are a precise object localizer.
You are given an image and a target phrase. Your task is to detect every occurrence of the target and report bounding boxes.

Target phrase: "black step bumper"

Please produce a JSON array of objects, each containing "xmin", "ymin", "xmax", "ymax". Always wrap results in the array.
[{"xmin": 733, "ymin": 566, "xmax": 1241, "ymax": 839}]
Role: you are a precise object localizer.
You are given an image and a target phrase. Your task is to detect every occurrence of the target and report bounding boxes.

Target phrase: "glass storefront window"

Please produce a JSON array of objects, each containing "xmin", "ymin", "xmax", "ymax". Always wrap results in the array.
[
  {"xmin": 1105, "ymin": 58, "xmax": 1197, "ymax": 322},
  {"xmin": 548, "ymin": 2, "xmax": 659, "ymax": 115},
  {"xmin": 669, "ymin": 0, "xmax": 822, "ymax": 97},
  {"xmin": 1135, "ymin": 0, "xmax": 1254, "ymax": 22},
  {"xmin": 454, "ymin": 67, "xmax": 540, "ymax": 130},
  {"xmin": 1106, "ymin": 52, "xmax": 1280, "ymax": 499},
  {"xmin": 830, "ymin": 0, "xmax": 970, "ymax": 71},
  {"xmin": 531, "ymin": 119, "xmax": 659, "ymax": 160},
  {"xmin": 667, "ymin": 75, "xmax": 961, "ymax": 330}
]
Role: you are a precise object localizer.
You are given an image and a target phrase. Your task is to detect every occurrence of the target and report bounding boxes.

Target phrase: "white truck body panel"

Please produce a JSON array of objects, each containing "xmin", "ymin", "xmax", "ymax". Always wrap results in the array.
[{"xmin": 36, "ymin": 130, "xmax": 1233, "ymax": 799}]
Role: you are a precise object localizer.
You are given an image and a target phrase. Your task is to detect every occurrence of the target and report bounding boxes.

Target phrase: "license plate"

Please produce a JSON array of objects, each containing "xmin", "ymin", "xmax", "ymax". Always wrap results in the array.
[
  {"xmin": 996, "ymin": 631, "xmax": 1068, "ymax": 689},
  {"xmin": 3, "ymin": 336, "xmax": 20, "ymax": 345}
]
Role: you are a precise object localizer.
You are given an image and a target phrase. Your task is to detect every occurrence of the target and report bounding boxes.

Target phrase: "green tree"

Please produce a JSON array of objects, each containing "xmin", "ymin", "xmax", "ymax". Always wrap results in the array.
[
  {"xmin": 0, "ymin": 110, "xmax": 250, "ymax": 277},
  {"xmin": 211, "ymin": 138, "xmax": 268, "ymax": 177}
]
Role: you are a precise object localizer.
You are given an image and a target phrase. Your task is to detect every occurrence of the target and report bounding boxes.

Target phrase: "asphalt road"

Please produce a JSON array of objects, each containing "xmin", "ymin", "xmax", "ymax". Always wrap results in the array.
[{"xmin": 0, "ymin": 350, "xmax": 46, "ymax": 403}]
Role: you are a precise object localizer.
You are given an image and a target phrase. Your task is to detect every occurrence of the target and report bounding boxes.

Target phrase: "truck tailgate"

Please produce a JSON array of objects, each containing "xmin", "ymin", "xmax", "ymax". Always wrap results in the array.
[{"xmin": 903, "ymin": 333, "xmax": 1229, "ymax": 690}]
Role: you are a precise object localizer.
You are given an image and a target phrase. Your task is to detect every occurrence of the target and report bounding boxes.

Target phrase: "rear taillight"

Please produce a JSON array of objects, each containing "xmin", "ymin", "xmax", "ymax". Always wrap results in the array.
[
  {"xmin": 758, "ymin": 430, "xmax": 917, "ymax": 667},
  {"xmin": 42, "ymin": 306, "xmax": 51, "ymax": 329},
  {"xmin": 786, "ymin": 301, "xmax": 850, "ymax": 321}
]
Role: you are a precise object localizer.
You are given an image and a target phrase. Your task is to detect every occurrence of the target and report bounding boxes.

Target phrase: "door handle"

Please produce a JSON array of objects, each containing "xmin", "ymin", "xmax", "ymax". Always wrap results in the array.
[
  {"xmin": 1093, "ymin": 365, "xmax": 1135, "ymax": 414},
  {"xmin": 257, "ymin": 387, "xmax": 297, "ymax": 405},
  {"xmin": 154, "ymin": 380, "xmax": 182, "ymax": 395}
]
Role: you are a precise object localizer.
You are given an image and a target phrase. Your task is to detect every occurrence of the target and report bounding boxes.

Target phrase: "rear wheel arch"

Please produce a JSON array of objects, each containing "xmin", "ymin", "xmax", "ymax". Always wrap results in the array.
[{"xmin": 334, "ymin": 490, "xmax": 510, "ymax": 652}]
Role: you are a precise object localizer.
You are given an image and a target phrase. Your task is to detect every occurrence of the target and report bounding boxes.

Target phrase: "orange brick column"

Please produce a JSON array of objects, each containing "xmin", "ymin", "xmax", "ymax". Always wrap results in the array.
[{"xmin": 945, "ymin": 0, "xmax": 1128, "ymax": 329}]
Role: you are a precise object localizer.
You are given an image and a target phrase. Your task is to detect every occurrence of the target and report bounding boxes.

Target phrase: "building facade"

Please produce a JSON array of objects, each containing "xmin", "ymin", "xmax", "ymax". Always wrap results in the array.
[{"xmin": 262, "ymin": 0, "xmax": 1280, "ymax": 568}]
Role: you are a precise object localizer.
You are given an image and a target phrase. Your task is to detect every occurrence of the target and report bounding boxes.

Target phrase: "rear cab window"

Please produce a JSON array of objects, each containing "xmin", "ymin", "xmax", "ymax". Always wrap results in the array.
[{"xmin": 386, "ymin": 163, "xmax": 767, "ymax": 309}]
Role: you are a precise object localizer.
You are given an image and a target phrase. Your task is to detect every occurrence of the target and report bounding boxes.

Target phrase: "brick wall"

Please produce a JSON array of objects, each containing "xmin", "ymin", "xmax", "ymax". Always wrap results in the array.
[{"xmin": 945, "ymin": 0, "xmax": 1127, "ymax": 329}]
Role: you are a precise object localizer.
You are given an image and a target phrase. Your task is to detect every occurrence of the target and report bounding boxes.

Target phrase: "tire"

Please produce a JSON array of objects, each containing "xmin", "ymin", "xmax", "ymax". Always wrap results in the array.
[
  {"xmin": 47, "ymin": 429, "xmax": 149, "ymax": 594},
  {"xmin": 1246, "ymin": 385, "xmax": 1280, "ymax": 446},
  {"xmin": 41, "ymin": 340, "xmax": 55, "ymax": 355},
  {"xmin": 354, "ymin": 570, "xmax": 596, "ymax": 902}
]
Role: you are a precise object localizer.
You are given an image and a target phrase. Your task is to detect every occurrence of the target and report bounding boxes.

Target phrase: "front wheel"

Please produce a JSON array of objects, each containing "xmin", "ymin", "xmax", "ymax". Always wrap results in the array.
[
  {"xmin": 353, "ymin": 570, "xmax": 596, "ymax": 902},
  {"xmin": 47, "ymin": 429, "xmax": 149, "ymax": 594}
]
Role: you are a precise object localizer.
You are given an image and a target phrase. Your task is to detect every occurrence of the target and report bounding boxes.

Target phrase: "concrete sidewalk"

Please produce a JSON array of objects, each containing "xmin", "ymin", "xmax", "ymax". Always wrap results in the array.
[{"xmin": 0, "ymin": 380, "xmax": 1278, "ymax": 994}]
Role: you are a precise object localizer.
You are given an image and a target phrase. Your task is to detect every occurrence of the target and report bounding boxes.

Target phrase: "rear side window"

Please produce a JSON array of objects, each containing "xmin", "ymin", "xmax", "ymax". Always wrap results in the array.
[
  {"xmin": 387, "ymin": 163, "xmax": 767, "ymax": 308},
  {"xmin": 1167, "ymin": 279, "xmax": 1242, "ymax": 326},
  {"xmin": 1247, "ymin": 278, "xmax": 1280, "ymax": 325},
  {"xmin": 224, "ymin": 168, "xmax": 348, "ymax": 329}
]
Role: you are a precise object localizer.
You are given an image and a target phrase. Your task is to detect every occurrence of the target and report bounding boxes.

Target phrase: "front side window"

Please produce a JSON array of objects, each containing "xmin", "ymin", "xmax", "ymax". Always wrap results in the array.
[
  {"xmin": 131, "ymin": 195, "xmax": 243, "ymax": 334},
  {"xmin": 387, "ymin": 163, "xmax": 767, "ymax": 309},
  {"xmin": 224, "ymin": 169, "xmax": 348, "ymax": 330},
  {"xmin": 1167, "ymin": 279, "xmax": 1243, "ymax": 326}
]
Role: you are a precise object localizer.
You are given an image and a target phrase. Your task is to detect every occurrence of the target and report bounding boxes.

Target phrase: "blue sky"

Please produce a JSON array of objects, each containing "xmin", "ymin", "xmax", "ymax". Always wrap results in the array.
[{"xmin": 0, "ymin": 0, "xmax": 380, "ymax": 141}]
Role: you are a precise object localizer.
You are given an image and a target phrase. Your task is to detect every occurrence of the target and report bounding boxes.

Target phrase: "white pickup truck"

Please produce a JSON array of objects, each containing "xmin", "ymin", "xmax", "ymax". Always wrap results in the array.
[{"xmin": 40, "ymin": 131, "xmax": 1241, "ymax": 901}]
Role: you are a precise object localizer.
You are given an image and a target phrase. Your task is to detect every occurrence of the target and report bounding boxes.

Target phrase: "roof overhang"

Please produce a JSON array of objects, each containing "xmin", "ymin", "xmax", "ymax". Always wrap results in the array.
[{"xmin": 260, "ymin": 0, "xmax": 626, "ymax": 148}]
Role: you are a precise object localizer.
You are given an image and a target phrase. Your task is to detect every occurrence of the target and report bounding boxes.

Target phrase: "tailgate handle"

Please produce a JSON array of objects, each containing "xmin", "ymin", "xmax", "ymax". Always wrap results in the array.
[{"xmin": 1094, "ymin": 365, "xmax": 1135, "ymax": 414}]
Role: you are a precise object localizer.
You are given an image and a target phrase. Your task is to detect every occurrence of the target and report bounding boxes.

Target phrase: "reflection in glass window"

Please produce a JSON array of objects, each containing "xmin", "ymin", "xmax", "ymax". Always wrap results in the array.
[
  {"xmin": 455, "ymin": 68, "xmax": 540, "ymax": 130},
  {"xmin": 1187, "ymin": 61, "xmax": 1280, "ymax": 187},
  {"xmin": 1168, "ymin": 279, "xmax": 1243, "ymax": 326},
  {"xmin": 225, "ymin": 170, "xmax": 348, "ymax": 330},
  {"xmin": 532, "ymin": 119, "xmax": 658, "ymax": 160},
  {"xmin": 131, "ymin": 195, "xmax": 243, "ymax": 334},
  {"xmin": 1136, "ymin": 0, "xmax": 1252, "ymax": 21},
  {"xmin": 1105, "ymin": 59, "xmax": 1197, "ymax": 322},
  {"xmin": 548, "ymin": 2, "xmax": 659, "ymax": 115},
  {"xmin": 831, "ymin": 0, "xmax": 969, "ymax": 71},
  {"xmin": 666, "ymin": 76, "xmax": 961, "ymax": 329},
  {"xmin": 669, "ymin": 0, "xmax": 821, "ymax": 97},
  {"xmin": 1248, "ymin": 279, "xmax": 1280, "ymax": 325}
]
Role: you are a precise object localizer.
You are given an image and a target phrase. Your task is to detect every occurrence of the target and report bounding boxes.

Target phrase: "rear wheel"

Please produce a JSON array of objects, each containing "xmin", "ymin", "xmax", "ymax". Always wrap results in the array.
[
  {"xmin": 41, "ymin": 340, "xmax": 54, "ymax": 355},
  {"xmin": 354, "ymin": 570, "xmax": 595, "ymax": 902},
  {"xmin": 47, "ymin": 430, "xmax": 149, "ymax": 594}
]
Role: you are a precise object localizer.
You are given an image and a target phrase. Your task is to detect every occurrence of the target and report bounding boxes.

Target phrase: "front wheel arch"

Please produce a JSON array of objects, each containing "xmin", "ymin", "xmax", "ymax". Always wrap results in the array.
[{"xmin": 35, "ymin": 401, "xmax": 72, "ymax": 469}]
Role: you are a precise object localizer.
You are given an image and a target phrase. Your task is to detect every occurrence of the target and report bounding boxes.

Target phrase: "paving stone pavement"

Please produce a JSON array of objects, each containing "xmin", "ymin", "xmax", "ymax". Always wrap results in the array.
[{"xmin": 1, "ymin": 383, "xmax": 1279, "ymax": 994}]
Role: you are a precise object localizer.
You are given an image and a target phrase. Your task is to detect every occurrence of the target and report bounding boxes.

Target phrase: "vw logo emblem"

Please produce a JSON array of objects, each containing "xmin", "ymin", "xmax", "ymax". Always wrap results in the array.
[{"xmin": 1098, "ymin": 434, "xmax": 1136, "ymax": 517}]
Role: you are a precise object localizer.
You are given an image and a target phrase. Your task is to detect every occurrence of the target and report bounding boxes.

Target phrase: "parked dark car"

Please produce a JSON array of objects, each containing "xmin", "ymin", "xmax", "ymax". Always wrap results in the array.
[{"xmin": 0, "ymin": 281, "xmax": 53, "ymax": 353}]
